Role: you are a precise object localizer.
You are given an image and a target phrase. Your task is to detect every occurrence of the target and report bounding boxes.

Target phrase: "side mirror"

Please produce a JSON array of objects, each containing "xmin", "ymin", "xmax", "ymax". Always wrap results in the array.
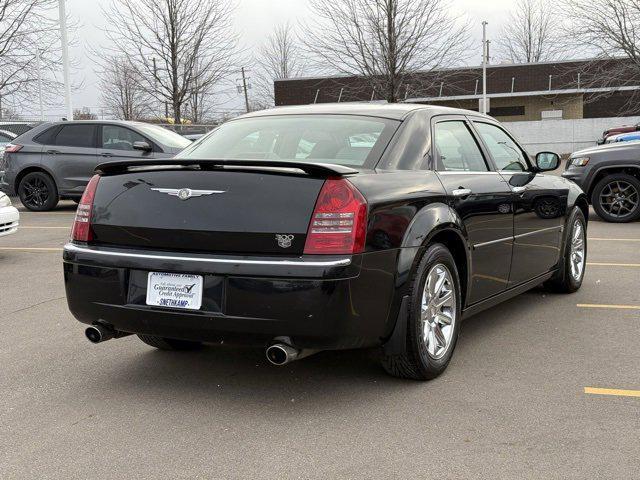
[
  {"xmin": 535, "ymin": 151, "xmax": 560, "ymax": 171},
  {"xmin": 133, "ymin": 141, "xmax": 152, "ymax": 152}
]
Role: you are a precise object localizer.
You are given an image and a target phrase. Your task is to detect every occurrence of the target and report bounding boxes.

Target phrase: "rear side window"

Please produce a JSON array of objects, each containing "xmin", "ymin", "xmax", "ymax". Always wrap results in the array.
[
  {"xmin": 53, "ymin": 125, "xmax": 96, "ymax": 148},
  {"xmin": 33, "ymin": 126, "xmax": 61, "ymax": 145},
  {"xmin": 434, "ymin": 121, "xmax": 488, "ymax": 172}
]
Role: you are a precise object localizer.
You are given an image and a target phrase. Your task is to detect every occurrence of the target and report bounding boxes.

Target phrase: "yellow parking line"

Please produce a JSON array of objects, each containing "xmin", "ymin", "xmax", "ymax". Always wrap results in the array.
[
  {"xmin": 0, "ymin": 247, "xmax": 63, "ymax": 252},
  {"xmin": 577, "ymin": 303, "xmax": 640, "ymax": 310},
  {"xmin": 588, "ymin": 237, "xmax": 640, "ymax": 242},
  {"xmin": 585, "ymin": 387, "xmax": 640, "ymax": 398},
  {"xmin": 587, "ymin": 262, "xmax": 640, "ymax": 267}
]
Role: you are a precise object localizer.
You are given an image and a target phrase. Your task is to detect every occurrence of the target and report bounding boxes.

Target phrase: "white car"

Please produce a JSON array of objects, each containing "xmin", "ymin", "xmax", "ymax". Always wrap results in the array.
[{"xmin": 0, "ymin": 192, "xmax": 19, "ymax": 236}]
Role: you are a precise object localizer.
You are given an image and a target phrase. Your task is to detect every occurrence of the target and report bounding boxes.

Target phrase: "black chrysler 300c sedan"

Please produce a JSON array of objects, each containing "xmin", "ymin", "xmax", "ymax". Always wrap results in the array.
[{"xmin": 63, "ymin": 104, "xmax": 589, "ymax": 380}]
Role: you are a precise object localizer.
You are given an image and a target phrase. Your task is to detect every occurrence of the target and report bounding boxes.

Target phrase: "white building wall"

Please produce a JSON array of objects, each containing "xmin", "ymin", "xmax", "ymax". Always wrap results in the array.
[{"xmin": 505, "ymin": 116, "xmax": 640, "ymax": 156}]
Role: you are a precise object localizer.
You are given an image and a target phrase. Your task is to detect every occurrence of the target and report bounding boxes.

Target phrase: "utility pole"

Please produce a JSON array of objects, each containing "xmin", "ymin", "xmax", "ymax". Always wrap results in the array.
[
  {"xmin": 241, "ymin": 67, "xmax": 250, "ymax": 113},
  {"xmin": 152, "ymin": 57, "xmax": 159, "ymax": 119},
  {"xmin": 481, "ymin": 21, "xmax": 488, "ymax": 115},
  {"xmin": 59, "ymin": 0, "xmax": 73, "ymax": 120},
  {"xmin": 36, "ymin": 48, "xmax": 44, "ymax": 121}
]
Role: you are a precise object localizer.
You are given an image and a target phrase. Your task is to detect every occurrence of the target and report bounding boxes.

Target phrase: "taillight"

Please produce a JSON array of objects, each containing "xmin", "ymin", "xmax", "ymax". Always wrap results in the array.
[
  {"xmin": 303, "ymin": 178, "xmax": 367, "ymax": 255},
  {"xmin": 5, "ymin": 143, "xmax": 22, "ymax": 153},
  {"xmin": 71, "ymin": 174, "xmax": 100, "ymax": 242}
]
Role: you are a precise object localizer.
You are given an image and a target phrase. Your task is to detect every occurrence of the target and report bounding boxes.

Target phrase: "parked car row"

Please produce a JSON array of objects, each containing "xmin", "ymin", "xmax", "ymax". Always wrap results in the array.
[{"xmin": 1, "ymin": 116, "xmax": 638, "ymax": 224}]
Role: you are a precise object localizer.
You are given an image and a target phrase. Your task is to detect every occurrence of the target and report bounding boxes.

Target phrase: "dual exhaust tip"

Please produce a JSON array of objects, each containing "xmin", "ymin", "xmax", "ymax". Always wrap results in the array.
[
  {"xmin": 266, "ymin": 343, "xmax": 300, "ymax": 366},
  {"xmin": 85, "ymin": 324, "xmax": 131, "ymax": 343},
  {"xmin": 85, "ymin": 327, "xmax": 310, "ymax": 366}
]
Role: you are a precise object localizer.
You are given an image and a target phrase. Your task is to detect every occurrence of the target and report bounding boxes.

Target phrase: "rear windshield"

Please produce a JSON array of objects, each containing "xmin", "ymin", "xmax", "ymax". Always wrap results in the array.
[{"xmin": 179, "ymin": 114, "xmax": 399, "ymax": 168}]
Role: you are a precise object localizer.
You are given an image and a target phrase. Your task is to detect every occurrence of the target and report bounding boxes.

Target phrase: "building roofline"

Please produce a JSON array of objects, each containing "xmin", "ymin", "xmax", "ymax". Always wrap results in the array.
[
  {"xmin": 274, "ymin": 57, "xmax": 625, "ymax": 83},
  {"xmin": 405, "ymin": 85, "xmax": 640, "ymax": 102}
]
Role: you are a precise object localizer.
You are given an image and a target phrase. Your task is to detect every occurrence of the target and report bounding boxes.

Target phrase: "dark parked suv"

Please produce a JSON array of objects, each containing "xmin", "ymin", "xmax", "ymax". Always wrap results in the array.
[
  {"xmin": 0, "ymin": 120, "xmax": 191, "ymax": 210},
  {"xmin": 63, "ymin": 104, "xmax": 589, "ymax": 380},
  {"xmin": 563, "ymin": 141, "xmax": 640, "ymax": 222}
]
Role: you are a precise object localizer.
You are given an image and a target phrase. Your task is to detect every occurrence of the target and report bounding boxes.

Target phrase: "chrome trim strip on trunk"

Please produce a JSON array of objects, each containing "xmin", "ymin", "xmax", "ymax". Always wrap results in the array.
[{"xmin": 63, "ymin": 244, "xmax": 352, "ymax": 267}]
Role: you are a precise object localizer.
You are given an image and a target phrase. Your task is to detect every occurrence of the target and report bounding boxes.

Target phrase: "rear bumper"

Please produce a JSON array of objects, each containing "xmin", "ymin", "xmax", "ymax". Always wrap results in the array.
[
  {"xmin": 63, "ymin": 243, "xmax": 399, "ymax": 350},
  {"xmin": 0, "ymin": 205, "xmax": 19, "ymax": 236}
]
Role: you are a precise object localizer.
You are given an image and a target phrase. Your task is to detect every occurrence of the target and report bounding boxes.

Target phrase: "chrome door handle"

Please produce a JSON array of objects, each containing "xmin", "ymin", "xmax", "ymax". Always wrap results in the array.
[
  {"xmin": 512, "ymin": 186, "xmax": 526, "ymax": 193},
  {"xmin": 46, "ymin": 149, "xmax": 60, "ymax": 155},
  {"xmin": 452, "ymin": 188, "xmax": 472, "ymax": 197},
  {"xmin": 100, "ymin": 152, "xmax": 113, "ymax": 157}
]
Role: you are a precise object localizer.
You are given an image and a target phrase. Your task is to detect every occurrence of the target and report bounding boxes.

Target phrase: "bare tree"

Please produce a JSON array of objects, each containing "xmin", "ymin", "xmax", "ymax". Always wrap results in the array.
[
  {"xmin": 301, "ymin": 0, "xmax": 470, "ymax": 103},
  {"xmin": 563, "ymin": 0, "xmax": 640, "ymax": 114},
  {"xmin": 0, "ymin": 0, "xmax": 65, "ymax": 113},
  {"xmin": 254, "ymin": 22, "xmax": 305, "ymax": 106},
  {"xmin": 104, "ymin": 0, "xmax": 239, "ymax": 124},
  {"xmin": 97, "ymin": 56, "xmax": 149, "ymax": 120},
  {"xmin": 497, "ymin": 0, "xmax": 565, "ymax": 63}
]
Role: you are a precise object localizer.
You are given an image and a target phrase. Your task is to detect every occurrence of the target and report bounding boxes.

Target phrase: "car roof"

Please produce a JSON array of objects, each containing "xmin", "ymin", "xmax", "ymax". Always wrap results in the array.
[
  {"xmin": 41, "ymin": 120, "xmax": 152, "ymax": 126},
  {"xmin": 238, "ymin": 103, "xmax": 487, "ymax": 121}
]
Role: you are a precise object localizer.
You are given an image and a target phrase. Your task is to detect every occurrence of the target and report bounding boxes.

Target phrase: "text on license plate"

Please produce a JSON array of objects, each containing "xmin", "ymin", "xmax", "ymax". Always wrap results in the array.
[{"xmin": 146, "ymin": 272, "xmax": 203, "ymax": 310}]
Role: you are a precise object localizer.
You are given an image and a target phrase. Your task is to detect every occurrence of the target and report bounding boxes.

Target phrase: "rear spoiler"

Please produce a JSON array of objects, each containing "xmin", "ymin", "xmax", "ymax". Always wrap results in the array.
[{"xmin": 95, "ymin": 159, "xmax": 358, "ymax": 177}]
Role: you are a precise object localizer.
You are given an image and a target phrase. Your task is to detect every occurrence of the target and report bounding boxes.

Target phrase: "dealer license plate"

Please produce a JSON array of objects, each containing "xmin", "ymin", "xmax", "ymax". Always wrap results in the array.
[{"xmin": 146, "ymin": 272, "xmax": 203, "ymax": 310}]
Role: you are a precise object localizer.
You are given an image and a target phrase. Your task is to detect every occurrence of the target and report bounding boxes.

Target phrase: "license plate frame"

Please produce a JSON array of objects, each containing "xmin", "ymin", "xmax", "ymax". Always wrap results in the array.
[{"xmin": 146, "ymin": 272, "xmax": 203, "ymax": 310}]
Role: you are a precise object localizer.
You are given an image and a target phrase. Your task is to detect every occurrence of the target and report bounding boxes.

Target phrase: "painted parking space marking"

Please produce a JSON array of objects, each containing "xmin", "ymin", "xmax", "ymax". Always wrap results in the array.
[
  {"xmin": 19, "ymin": 226, "xmax": 70, "ymax": 229},
  {"xmin": 577, "ymin": 304, "xmax": 640, "ymax": 311},
  {"xmin": 586, "ymin": 262, "xmax": 640, "ymax": 267},
  {"xmin": 584, "ymin": 387, "xmax": 640, "ymax": 398},
  {"xmin": 0, "ymin": 247, "xmax": 63, "ymax": 252},
  {"xmin": 588, "ymin": 237, "xmax": 640, "ymax": 242}
]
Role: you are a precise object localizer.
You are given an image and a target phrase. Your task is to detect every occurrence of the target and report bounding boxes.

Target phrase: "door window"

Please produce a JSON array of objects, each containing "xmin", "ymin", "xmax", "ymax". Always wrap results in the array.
[
  {"xmin": 102, "ymin": 125, "xmax": 146, "ymax": 151},
  {"xmin": 474, "ymin": 122, "xmax": 530, "ymax": 171},
  {"xmin": 53, "ymin": 125, "xmax": 96, "ymax": 148},
  {"xmin": 434, "ymin": 121, "xmax": 488, "ymax": 172}
]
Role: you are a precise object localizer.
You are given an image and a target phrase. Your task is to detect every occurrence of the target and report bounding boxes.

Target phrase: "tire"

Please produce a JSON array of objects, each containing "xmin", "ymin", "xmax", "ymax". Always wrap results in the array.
[
  {"xmin": 137, "ymin": 334, "xmax": 202, "ymax": 351},
  {"xmin": 591, "ymin": 173, "xmax": 640, "ymax": 223},
  {"xmin": 381, "ymin": 243, "xmax": 462, "ymax": 380},
  {"xmin": 18, "ymin": 171, "xmax": 59, "ymax": 211},
  {"xmin": 545, "ymin": 207, "xmax": 587, "ymax": 293}
]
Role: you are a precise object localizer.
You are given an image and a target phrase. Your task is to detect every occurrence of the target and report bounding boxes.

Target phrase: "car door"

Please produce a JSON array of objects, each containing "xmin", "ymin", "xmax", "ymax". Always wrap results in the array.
[
  {"xmin": 471, "ymin": 120, "xmax": 567, "ymax": 286},
  {"xmin": 98, "ymin": 124, "xmax": 155, "ymax": 162},
  {"xmin": 44, "ymin": 123, "xmax": 98, "ymax": 195},
  {"xmin": 432, "ymin": 116, "xmax": 514, "ymax": 305}
]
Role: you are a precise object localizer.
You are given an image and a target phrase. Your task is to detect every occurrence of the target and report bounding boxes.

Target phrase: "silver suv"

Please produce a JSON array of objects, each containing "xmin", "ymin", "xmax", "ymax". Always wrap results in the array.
[{"xmin": 0, "ymin": 120, "xmax": 192, "ymax": 211}]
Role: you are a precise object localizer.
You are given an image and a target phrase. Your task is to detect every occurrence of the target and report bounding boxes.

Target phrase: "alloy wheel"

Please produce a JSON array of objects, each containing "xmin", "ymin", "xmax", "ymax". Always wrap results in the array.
[
  {"xmin": 599, "ymin": 180, "xmax": 639, "ymax": 219},
  {"xmin": 569, "ymin": 219, "xmax": 585, "ymax": 281},
  {"xmin": 421, "ymin": 264, "xmax": 457, "ymax": 360},
  {"xmin": 21, "ymin": 176, "xmax": 50, "ymax": 209}
]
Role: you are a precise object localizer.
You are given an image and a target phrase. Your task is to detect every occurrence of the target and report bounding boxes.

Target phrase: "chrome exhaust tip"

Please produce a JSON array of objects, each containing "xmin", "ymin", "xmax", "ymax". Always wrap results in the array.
[
  {"xmin": 266, "ymin": 343, "xmax": 299, "ymax": 366},
  {"xmin": 85, "ymin": 324, "xmax": 114, "ymax": 343}
]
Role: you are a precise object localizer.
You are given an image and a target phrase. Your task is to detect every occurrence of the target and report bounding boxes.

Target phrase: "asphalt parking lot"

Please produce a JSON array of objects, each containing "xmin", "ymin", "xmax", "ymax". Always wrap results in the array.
[{"xmin": 1, "ymin": 200, "xmax": 638, "ymax": 479}]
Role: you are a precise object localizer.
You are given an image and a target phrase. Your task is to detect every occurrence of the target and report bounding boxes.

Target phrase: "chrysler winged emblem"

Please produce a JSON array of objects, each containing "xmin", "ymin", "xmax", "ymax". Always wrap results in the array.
[
  {"xmin": 151, "ymin": 188, "xmax": 225, "ymax": 200},
  {"xmin": 276, "ymin": 234, "xmax": 295, "ymax": 248}
]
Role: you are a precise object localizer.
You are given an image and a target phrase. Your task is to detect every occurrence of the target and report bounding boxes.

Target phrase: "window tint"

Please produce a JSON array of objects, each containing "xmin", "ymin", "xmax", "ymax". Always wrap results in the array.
[
  {"xmin": 181, "ymin": 115, "xmax": 397, "ymax": 168},
  {"xmin": 102, "ymin": 125, "xmax": 146, "ymax": 151},
  {"xmin": 474, "ymin": 122, "xmax": 529, "ymax": 171},
  {"xmin": 434, "ymin": 121, "xmax": 488, "ymax": 172},
  {"xmin": 33, "ymin": 126, "xmax": 60, "ymax": 145},
  {"xmin": 53, "ymin": 125, "xmax": 96, "ymax": 148}
]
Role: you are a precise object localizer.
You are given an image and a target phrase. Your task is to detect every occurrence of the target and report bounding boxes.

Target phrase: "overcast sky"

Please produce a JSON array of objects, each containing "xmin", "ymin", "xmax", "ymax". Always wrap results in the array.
[{"xmin": 36, "ymin": 0, "xmax": 515, "ymax": 118}]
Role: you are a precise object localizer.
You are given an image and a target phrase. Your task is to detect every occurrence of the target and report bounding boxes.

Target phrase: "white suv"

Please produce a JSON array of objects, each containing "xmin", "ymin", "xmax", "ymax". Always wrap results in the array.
[{"xmin": 0, "ymin": 192, "xmax": 19, "ymax": 237}]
